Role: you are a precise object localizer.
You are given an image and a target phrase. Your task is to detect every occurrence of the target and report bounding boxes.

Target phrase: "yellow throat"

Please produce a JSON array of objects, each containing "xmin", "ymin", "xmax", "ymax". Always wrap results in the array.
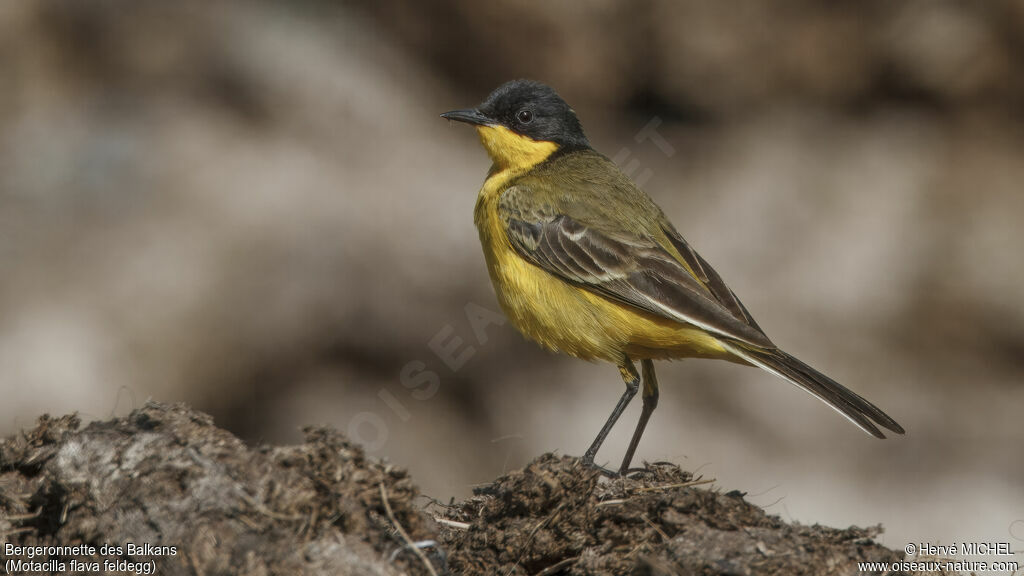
[{"xmin": 475, "ymin": 124, "xmax": 558, "ymax": 177}]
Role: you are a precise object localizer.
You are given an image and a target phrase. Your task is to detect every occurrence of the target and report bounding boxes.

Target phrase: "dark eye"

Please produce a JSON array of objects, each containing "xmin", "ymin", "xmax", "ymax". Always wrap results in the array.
[{"xmin": 516, "ymin": 109, "xmax": 534, "ymax": 124}]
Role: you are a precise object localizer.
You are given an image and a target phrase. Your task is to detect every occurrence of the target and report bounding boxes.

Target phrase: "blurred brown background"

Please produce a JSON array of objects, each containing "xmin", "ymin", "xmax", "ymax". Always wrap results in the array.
[{"xmin": 2, "ymin": 0, "xmax": 1022, "ymax": 559}]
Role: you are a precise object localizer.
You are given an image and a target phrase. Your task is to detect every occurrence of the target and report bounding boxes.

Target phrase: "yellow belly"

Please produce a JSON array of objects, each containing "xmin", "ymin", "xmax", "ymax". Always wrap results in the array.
[{"xmin": 474, "ymin": 182, "xmax": 732, "ymax": 364}]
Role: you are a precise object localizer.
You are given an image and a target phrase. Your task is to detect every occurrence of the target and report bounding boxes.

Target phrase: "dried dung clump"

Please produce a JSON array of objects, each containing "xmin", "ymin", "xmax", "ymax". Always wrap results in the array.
[
  {"xmin": 435, "ymin": 454, "xmax": 908, "ymax": 575},
  {"xmin": 0, "ymin": 402, "xmax": 436, "ymax": 576},
  {"xmin": 1, "ymin": 403, "xmax": 921, "ymax": 575}
]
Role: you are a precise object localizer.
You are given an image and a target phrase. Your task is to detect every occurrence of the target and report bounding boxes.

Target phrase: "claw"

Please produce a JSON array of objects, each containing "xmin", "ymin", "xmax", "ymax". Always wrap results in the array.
[{"xmin": 582, "ymin": 459, "xmax": 625, "ymax": 478}]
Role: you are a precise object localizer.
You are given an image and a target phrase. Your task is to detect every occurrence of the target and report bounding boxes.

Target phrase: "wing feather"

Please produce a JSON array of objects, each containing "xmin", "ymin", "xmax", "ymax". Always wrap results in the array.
[
  {"xmin": 663, "ymin": 226, "xmax": 764, "ymax": 332},
  {"xmin": 499, "ymin": 186, "xmax": 773, "ymax": 348}
]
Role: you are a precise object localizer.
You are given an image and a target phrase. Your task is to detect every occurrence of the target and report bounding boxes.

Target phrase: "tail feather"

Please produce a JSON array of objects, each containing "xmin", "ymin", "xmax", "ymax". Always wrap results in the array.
[{"xmin": 721, "ymin": 343, "xmax": 905, "ymax": 438}]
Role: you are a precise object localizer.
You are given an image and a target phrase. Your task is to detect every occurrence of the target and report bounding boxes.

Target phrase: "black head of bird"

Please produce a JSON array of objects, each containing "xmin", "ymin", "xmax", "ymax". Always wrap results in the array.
[{"xmin": 442, "ymin": 80, "xmax": 590, "ymax": 170}]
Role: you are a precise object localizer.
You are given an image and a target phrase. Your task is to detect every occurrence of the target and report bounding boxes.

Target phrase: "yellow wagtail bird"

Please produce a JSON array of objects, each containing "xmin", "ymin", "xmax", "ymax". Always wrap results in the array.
[{"xmin": 442, "ymin": 79, "xmax": 904, "ymax": 474}]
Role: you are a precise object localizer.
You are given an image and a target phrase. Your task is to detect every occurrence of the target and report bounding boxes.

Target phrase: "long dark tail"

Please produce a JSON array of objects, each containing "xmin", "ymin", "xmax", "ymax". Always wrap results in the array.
[{"xmin": 721, "ymin": 343, "xmax": 905, "ymax": 438}]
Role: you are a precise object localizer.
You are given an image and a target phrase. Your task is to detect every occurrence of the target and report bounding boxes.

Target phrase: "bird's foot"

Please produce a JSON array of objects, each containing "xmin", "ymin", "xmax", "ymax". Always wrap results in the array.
[{"xmin": 581, "ymin": 457, "xmax": 638, "ymax": 478}]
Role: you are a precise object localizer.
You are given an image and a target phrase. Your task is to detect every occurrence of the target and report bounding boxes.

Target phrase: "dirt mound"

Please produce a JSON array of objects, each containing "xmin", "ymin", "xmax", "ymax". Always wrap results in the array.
[
  {"xmin": 0, "ymin": 403, "xmax": 435, "ymax": 576},
  {"xmin": 435, "ymin": 454, "xmax": 905, "ymax": 575},
  {"xmin": 1, "ymin": 403, "xmax": 918, "ymax": 575}
]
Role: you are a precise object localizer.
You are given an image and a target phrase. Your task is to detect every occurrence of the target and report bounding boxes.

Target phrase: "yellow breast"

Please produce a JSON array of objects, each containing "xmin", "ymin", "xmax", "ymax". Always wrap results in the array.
[{"xmin": 473, "ymin": 168, "xmax": 732, "ymax": 364}]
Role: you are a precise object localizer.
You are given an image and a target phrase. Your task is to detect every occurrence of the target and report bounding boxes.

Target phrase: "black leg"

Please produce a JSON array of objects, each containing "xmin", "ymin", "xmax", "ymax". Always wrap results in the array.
[
  {"xmin": 619, "ymin": 359, "xmax": 659, "ymax": 474},
  {"xmin": 582, "ymin": 361, "xmax": 640, "ymax": 467}
]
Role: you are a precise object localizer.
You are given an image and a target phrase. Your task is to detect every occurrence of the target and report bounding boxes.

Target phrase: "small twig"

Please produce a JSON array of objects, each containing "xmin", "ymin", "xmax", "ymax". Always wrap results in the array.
[
  {"xmin": 635, "ymin": 477, "xmax": 715, "ymax": 493},
  {"xmin": 2, "ymin": 508, "xmax": 42, "ymax": 522},
  {"xmin": 238, "ymin": 492, "xmax": 303, "ymax": 522},
  {"xmin": 532, "ymin": 556, "xmax": 578, "ymax": 576},
  {"xmin": 0, "ymin": 527, "xmax": 35, "ymax": 539},
  {"xmin": 505, "ymin": 503, "xmax": 566, "ymax": 576},
  {"xmin": 238, "ymin": 515, "xmax": 261, "ymax": 530},
  {"xmin": 594, "ymin": 498, "xmax": 628, "ymax": 508},
  {"xmin": 379, "ymin": 482, "xmax": 439, "ymax": 576},
  {"xmin": 434, "ymin": 517, "xmax": 470, "ymax": 530},
  {"xmin": 640, "ymin": 513, "xmax": 670, "ymax": 542}
]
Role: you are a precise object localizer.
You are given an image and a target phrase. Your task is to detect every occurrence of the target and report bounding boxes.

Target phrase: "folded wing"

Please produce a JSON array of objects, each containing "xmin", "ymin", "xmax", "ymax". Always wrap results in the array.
[{"xmin": 499, "ymin": 185, "xmax": 773, "ymax": 348}]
